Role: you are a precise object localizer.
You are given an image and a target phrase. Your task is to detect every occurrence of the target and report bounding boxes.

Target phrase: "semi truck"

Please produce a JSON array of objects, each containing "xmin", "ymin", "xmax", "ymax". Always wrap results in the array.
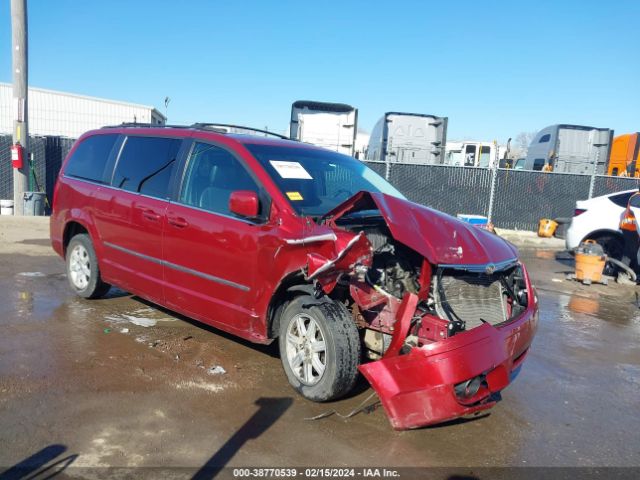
[
  {"xmin": 523, "ymin": 124, "xmax": 613, "ymax": 174},
  {"xmin": 289, "ymin": 100, "xmax": 358, "ymax": 156},
  {"xmin": 365, "ymin": 112, "xmax": 447, "ymax": 164},
  {"xmin": 607, "ymin": 133, "xmax": 640, "ymax": 177},
  {"xmin": 445, "ymin": 141, "xmax": 507, "ymax": 168}
]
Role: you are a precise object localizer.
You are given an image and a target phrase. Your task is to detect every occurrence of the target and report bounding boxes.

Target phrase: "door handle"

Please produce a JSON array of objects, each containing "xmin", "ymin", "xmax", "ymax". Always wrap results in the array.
[
  {"xmin": 142, "ymin": 209, "xmax": 161, "ymax": 222},
  {"xmin": 168, "ymin": 216, "xmax": 189, "ymax": 228}
]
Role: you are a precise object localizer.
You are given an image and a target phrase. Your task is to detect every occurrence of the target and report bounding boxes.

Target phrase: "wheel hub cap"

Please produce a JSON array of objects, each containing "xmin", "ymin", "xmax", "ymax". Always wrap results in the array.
[
  {"xmin": 285, "ymin": 313, "xmax": 326, "ymax": 386},
  {"xmin": 69, "ymin": 244, "xmax": 91, "ymax": 290}
]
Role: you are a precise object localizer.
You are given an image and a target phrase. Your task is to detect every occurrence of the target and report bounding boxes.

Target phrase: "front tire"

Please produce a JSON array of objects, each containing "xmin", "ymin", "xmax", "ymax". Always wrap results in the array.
[
  {"xmin": 278, "ymin": 296, "xmax": 360, "ymax": 402},
  {"xmin": 66, "ymin": 234, "xmax": 111, "ymax": 299}
]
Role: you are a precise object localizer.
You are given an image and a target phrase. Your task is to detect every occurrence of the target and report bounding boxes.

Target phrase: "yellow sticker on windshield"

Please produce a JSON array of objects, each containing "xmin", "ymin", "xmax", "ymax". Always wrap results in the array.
[{"xmin": 286, "ymin": 191, "xmax": 303, "ymax": 201}]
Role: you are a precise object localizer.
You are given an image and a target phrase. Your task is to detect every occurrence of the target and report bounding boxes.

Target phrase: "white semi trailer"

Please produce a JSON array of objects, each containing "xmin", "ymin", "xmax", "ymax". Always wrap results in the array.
[
  {"xmin": 289, "ymin": 100, "xmax": 358, "ymax": 156},
  {"xmin": 365, "ymin": 112, "xmax": 447, "ymax": 164}
]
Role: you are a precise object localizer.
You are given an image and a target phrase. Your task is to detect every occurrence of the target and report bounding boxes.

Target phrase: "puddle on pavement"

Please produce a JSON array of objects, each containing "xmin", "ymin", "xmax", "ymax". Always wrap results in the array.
[
  {"xmin": 16, "ymin": 271, "xmax": 46, "ymax": 277},
  {"xmin": 104, "ymin": 307, "xmax": 178, "ymax": 328},
  {"xmin": 565, "ymin": 291, "xmax": 640, "ymax": 326},
  {"xmin": 534, "ymin": 250, "xmax": 557, "ymax": 260}
]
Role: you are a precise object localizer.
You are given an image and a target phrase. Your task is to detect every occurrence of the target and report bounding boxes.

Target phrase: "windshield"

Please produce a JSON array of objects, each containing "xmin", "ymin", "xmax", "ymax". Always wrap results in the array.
[{"xmin": 245, "ymin": 144, "xmax": 405, "ymax": 216}]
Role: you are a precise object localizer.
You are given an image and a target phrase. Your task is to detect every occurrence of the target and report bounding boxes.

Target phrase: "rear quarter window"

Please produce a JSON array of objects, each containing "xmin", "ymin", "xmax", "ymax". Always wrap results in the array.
[
  {"xmin": 609, "ymin": 192, "xmax": 635, "ymax": 207},
  {"xmin": 64, "ymin": 134, "xmax": 119, "ymax": 183},
  {"xmin": 112, "ymin": 136, "xmax": 182, "ymax": 198}
]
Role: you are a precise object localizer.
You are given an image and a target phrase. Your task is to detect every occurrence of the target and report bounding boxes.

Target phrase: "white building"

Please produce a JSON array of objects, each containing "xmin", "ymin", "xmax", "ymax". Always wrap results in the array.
[{"xmin": 0, "ymin": 83, "xmax": 166, "ymax": 138}]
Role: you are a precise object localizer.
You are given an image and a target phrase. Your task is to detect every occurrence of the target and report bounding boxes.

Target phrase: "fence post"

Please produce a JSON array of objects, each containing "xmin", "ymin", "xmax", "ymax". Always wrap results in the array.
[
  {"xmin": 384, "ymin": 158, "xmax": 391, "ymax": 181},
  {"xmin": 588, "ymin": 146, "xmax": 602, "ymax": 199},
  {"xmin": 487, "ymin": 166, "xmax": 498, "ymax": 223}
]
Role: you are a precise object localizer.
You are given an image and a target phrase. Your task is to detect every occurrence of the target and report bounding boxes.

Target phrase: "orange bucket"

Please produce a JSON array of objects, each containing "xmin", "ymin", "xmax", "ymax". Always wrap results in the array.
[
  {"xmin": 574, "ymin": 240, "xmax": 606, "ymax": 283},
  {"xmin": 538, "ymin": 218, "xmax": 558, "ymax": 237}
]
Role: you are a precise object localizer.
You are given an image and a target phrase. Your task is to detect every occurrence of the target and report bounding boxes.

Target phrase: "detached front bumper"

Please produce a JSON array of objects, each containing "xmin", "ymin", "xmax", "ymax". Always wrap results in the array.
[{"xmin": 359, "ymin": 298, "xmax": 538, "ymax": 430}]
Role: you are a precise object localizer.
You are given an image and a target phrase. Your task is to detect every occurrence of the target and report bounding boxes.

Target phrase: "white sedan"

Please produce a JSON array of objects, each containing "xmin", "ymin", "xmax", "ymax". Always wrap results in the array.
[{"xmin": 565, "ymin": 190, "xmax": 638, "ymax": 262}]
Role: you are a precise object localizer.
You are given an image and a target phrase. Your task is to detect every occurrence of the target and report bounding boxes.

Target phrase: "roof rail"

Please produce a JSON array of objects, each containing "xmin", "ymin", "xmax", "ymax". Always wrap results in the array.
[
  {"xmin": 191, "ymin": 123, "xmax": 291, "ymax": 140},
  {"xmin": 102, "ymin": 123, "xmax": 194, "ymax": 130},
  {"xmin": 101, "ymin": 122, "xmax": 292, "ymax": 141}
]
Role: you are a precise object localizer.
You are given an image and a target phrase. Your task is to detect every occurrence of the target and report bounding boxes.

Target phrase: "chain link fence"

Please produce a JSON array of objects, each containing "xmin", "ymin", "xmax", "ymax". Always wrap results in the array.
[
  {"xmin": 491, "ymin": 170, "xmax": 592, "ymax": 230},
  {"xmin": 0, "ymin": 136, "xmax": 13, "ymax": 202},
  {"xmin": 0, "ymin": 135, "xmax": 75, "ymax": 212},
  {"xmin": 389, "ymin": 163, "xmax": 493, "ymax": 217},
  {"xmin": 592, "ymin": 175, "xmax": 640, "ymax": 198},
  {"xmin": 2, "ymin": 139, "xmax": 640, "ymax": 229},
  {"xmin": 365, "ymin": 160, "xmax": 640, "ymax": 231}
]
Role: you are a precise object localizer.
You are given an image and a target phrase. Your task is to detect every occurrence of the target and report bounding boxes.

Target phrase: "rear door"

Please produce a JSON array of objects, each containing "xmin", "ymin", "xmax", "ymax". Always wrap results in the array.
[
  {"xmin": 163, "ymin": 141, "xmax": 269, "ymax": 332},
  {"xmin": 92, "ymin": 135, "xmax": 182, "ymax": 303}
]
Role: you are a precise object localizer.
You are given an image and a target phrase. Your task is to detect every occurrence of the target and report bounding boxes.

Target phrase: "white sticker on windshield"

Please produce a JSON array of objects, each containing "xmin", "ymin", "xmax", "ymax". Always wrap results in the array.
[{"xmin": 269, "ymin": 160, "xmax": 313, "ymax": 179}]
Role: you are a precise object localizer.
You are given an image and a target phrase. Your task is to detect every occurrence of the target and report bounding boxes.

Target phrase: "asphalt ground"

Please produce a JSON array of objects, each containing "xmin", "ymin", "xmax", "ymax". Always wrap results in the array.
[{"xmin": 0, "ymin": 217, "xmax": 638, "ymax": 479}]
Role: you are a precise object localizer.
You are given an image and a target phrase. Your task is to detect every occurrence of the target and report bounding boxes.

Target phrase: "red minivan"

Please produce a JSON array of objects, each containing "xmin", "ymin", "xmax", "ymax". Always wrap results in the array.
[{"xmin": 51, "ymin": 124, "xmax": 538, "ymax": 429}]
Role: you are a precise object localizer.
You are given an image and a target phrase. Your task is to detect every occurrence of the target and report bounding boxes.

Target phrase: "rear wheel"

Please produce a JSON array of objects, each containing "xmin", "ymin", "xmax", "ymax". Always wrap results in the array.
[
  {"xmin": 278, "ymin": 296, "xmax": 360, "ymax": 402},
  {"xmin": 66, "ymin": 234, "xmax": 111, "ymax": 299}
]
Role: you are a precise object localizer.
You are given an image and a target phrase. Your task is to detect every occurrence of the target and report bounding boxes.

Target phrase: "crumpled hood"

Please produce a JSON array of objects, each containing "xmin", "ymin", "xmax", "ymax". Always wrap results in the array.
[{"xmin": 326, "ymin": 191, "xmax": 519, "ymax": 266}]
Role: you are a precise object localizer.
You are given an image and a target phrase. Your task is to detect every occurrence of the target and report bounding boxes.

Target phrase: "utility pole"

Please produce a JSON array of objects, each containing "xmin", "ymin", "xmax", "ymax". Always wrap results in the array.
[
  {"xmin": 11, "ymin": 0, "xmax": 29, "ymax": 216},
  {"xmin": 164, "ymin": 96, "xmax": 170, "ymax": 122}
]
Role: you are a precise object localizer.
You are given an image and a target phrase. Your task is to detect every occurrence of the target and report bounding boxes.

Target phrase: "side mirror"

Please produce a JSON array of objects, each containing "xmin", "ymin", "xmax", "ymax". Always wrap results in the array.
[{"xmin": 229, "ymin": 190, "xmax": 259, "ymax": 219}]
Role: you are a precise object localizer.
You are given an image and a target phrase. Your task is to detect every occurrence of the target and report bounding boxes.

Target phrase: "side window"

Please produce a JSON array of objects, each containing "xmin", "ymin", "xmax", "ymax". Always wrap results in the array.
[
  {"xmin": 112, "ymin": 136, "xmax": 181, "ymax": 198},
  {"xmin": 464, "ymin": 145, "xmax": 477, "ymax": 166},
  {"xmin": 64, "ymin": 134, "xmax": 119, "ymax": 183},
  {"xmin": 479, "ymin": 146, "xmax": 491, "ymax": 167},
  {"xmin": 180, "ymin": 142, "xmax": 260, "ymax": 217},
  {"xmin": 533, "ymin": 159, "xmax": 545, "ymax": 171},
  {"xmin": 539, "ymin": 134, "xmax": 551, "ymax": 143},
  {"xmin": 629, "ymin": 193, "xmax": 640, "ymax": 209},
  {"xmin": 609, "ymin": 192, "xmax": 634, "ymax": 207}
]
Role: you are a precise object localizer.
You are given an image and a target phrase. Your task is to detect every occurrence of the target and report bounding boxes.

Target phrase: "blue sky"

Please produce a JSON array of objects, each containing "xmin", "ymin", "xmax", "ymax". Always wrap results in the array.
[{"xmin": 1, "ymin": 0, "xmax": 639, "ymax": 141}]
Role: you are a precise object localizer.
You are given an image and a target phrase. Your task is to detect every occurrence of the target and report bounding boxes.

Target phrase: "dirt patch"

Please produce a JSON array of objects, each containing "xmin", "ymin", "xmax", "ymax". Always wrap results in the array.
[{"xmin": 0, "ymin": 217, "xmax": 53, "ymax": 256}]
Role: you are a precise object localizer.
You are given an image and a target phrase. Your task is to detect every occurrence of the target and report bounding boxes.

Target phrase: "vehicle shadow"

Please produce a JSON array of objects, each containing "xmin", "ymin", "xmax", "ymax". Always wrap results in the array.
[
  {"xmin": 191, "ymin": 397, "xmax": 293, "ymax": 480},
  {"xmin": 102, "ymin": 286, "xmax": 133, "ymax": 299},
  {"xmin": 555, "ymin": 250, "xmax": 575, "ymax": 268},
  {"xmin": 0, "ymin": 444, "xmax": 78, "ymax": 480}
]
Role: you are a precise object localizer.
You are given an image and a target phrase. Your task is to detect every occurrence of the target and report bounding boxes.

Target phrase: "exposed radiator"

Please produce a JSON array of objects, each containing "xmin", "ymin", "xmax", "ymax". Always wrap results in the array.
[{"xmin": 435, "ymin": 273, "xmax": 507, "ymax": 330}]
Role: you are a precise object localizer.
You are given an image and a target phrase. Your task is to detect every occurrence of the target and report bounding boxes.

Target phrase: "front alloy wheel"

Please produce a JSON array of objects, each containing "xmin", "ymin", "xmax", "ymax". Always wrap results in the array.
[
  {"xmin": 278, "ymin": 296, "xmax": 360, "ymax": 402},
  {"xmin": 285, "ymin": 313, "xmax": 327, "ymax": 386}
]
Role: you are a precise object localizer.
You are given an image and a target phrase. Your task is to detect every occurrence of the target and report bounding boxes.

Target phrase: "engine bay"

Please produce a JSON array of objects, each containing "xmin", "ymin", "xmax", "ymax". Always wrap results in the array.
[{"xmin": 330, "ymin": 211, "xmax": 529, "ymax": 359}]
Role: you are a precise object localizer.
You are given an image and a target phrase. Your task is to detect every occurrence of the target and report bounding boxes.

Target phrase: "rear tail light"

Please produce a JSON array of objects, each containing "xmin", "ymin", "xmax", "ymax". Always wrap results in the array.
[
  {"xmin": 574, "ymin": 208, "xmax": 587, "ymax": 217},
  {"xmin": 620, "ymin": 208, "xmax": 637, "ymax": 232}
]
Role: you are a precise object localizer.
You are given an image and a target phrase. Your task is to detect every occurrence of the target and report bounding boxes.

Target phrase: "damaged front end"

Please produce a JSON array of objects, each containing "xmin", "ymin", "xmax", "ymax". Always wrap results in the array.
[{"xmin": 307, "ymin": 192, "xmax": 539, "ymax": 430}]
